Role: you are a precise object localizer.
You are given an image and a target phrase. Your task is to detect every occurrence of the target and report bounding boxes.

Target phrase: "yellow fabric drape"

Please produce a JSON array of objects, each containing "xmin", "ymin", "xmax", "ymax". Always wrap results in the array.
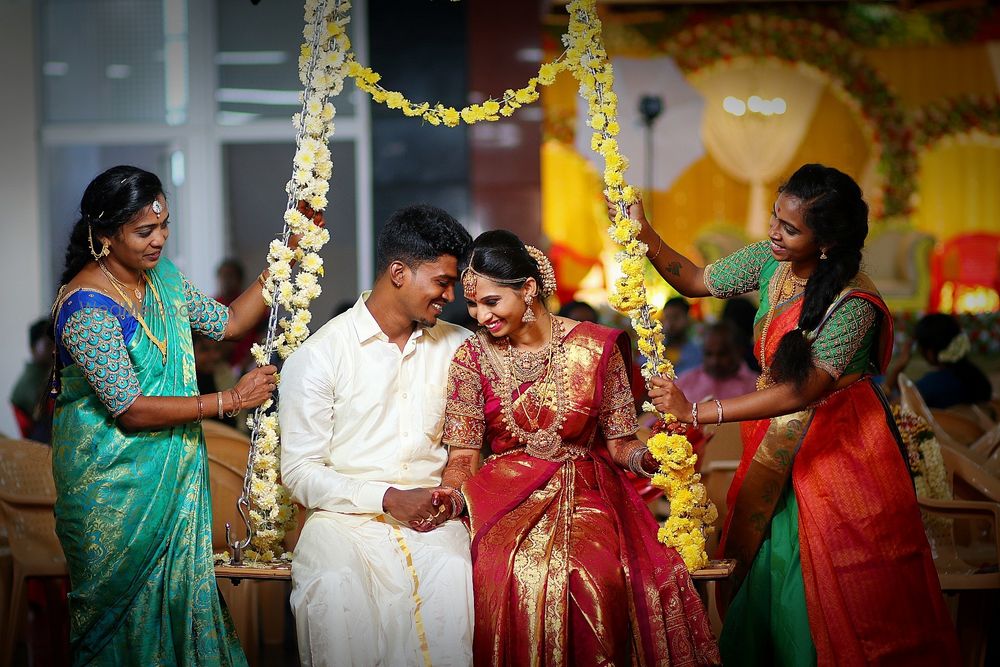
[
  {"xmin": 863, "ymin": 44, "xmax": 998, "ymax": 109},
  {"xmin": 912, "ymin": 140, "xmax": 1000, "ymax": 238},
  {"xmin": 541, "ymin": 139, "xmax": 609, "ymax": 294},
  {"xmin": 691, "ymin": 62, "xmax": 825, "ymax": 237}
]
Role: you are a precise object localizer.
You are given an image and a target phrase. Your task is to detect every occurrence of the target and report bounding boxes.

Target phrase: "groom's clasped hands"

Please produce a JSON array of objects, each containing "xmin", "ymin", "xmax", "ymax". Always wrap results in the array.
[{"xmin": 382, "ymin": 486, "xmax": 461, "ymax": 532}]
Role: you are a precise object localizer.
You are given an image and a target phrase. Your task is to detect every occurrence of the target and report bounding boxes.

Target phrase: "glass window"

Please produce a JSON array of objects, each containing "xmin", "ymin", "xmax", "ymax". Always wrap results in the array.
[
  {"xmin": 41, "ymin": 0, "xmax": 188, "ymax": 124},
  {"xmin": 215, "ymin": 0, "xmax": 356, "ymax": 125},
  {"xmin": 222, "ymin": 141, "xmax": 358, "ymax": 317}
]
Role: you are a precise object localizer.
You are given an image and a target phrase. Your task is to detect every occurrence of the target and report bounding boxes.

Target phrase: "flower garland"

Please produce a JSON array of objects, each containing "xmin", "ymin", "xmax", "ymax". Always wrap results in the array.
[
  {"xmin": 224, "ymin": 0, "xmax": 347, "ymax": 564},
  {"xmin": 565, "ymin": 0, "xmax": 716, "ymax": 572},
  {"xmin": 911, "ymin": 94, "xmax": 1000, "ymax": 150},
  {"xmin": 892, "ymin": 405, "xmax": 951, "ymax": 543},
  {"xmin": 345, "ymin": 57, "xmax": 569, "ymax": 127}
]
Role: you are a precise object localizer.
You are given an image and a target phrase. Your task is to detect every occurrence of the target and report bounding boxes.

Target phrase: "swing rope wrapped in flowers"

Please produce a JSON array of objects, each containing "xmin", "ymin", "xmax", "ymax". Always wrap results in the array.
[{"xmin": 219, "ymin": 0, "xmax": 722, "ymax": 578}]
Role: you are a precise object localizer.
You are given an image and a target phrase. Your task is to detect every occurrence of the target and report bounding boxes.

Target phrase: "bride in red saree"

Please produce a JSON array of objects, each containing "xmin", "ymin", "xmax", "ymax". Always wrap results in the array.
[
  {"xmin": 623, "ymin": 164, "xmax": 960, "ymax": 666},
  {"xmin": 436, "ymin": 231, "xmax": 719, "ymax": 666}
]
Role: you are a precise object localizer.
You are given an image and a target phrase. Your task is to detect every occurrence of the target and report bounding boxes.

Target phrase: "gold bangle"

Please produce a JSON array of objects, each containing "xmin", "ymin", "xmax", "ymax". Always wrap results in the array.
[
  {"xmin": 217, "ymin": 391, "xmax": 224, "ymax": 420},
  {"xmin": 225, "ymin": 388, "xmax": 243, "ymax": 418},
  {"xmin": 714, "ymin": 398, "xmax": 724, "ymax": 426},
  {"xmin": 196, "ymin": 395, "xmax": 204, "ymax": 423},
  {"xmin": 257, "ymin": 271, "xmax": 268, "ymax": 288},
  {"xmin": 648, "ymin": 235, "xmax": 664, "ymax": 260}
]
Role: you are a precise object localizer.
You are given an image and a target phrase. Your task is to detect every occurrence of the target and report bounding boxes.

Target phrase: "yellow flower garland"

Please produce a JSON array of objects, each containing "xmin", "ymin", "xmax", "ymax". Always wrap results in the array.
[
  {"xmin": 565, "ymin": 0, "xmax": 716, "ymax": 571},
  {"xmin": 345, "ymin": 57, "xmax": 569, "ymax": 127}
]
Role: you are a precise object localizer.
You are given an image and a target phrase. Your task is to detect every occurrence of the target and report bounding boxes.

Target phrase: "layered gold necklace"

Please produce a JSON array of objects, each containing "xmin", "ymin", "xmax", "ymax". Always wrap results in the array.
[
  {"xmin": 98, "ymin": 259, "xmax": 168, "ymax": 364},
  {"xmin": 756, "ymin": 263, "xmax": 808, "ymax": 390},
  {"xmin": 480, "ymin": 316, "xmax": 570, "ymax": 460}
]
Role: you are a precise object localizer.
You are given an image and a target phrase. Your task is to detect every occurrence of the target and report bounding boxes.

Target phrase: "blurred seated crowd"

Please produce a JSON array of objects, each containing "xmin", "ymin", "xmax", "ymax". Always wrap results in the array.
[{"xmin": 13, "ymin": 260, "xmax": 997, "ymax": 443}]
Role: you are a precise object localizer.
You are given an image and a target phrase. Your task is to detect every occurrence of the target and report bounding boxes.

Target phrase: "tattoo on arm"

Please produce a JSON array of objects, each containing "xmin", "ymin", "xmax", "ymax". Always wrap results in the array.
[{"xmin": 664, "ymin": 261, "xmax": 682, "ymax": 277}]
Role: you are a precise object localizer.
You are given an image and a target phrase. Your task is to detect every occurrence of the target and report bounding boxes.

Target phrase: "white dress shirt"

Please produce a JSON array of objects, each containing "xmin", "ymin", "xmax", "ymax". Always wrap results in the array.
[{"xmin": 279, "ymin": 292, "xmax": 472, "ymax": 516}]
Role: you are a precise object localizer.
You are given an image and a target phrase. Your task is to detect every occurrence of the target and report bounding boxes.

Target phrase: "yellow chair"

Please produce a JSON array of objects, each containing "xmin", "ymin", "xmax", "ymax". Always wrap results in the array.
[{"xmin": 0, "ymin": 439, "xmax": 67, "ymax": 667}]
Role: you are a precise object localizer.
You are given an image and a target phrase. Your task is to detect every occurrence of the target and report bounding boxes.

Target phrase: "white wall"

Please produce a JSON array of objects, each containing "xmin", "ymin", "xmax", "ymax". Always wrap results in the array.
[{"xmin": 0, "ymin": 1, "xmax": 43, "ymax": 438}]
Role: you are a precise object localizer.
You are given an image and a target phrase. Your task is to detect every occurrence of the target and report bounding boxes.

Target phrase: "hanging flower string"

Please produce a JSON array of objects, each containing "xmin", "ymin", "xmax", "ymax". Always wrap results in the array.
[
  {"xmin": 219, "ymin": 0, "xmax": 347, "ymax": 565},
  {"xmin": 345, "ymin": 56, "xmax": 569, "ymax": 127},
  {"xmin": 231, "ymin": 0, "xmax": 715, "ymax": 572},
  {"xmin": 565, "ymin": 0, "xmax": 717, "ymax": 572}
]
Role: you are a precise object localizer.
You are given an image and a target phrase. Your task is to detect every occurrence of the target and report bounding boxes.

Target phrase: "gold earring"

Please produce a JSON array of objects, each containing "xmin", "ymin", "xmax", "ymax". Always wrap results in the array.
[
  {"xmin": 522, "ymin": 294, "xmax": 536, "ymax": 323},
  {"xmin": 88, "ymin": 223, "xmax": 110, "ymax": 261}
]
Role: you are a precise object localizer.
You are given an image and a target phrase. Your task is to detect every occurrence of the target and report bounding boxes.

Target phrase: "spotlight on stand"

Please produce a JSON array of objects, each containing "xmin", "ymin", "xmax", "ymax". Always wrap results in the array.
[{"xmin": 638, "ymin": 94, "xmax": 664, "ymax": 219}]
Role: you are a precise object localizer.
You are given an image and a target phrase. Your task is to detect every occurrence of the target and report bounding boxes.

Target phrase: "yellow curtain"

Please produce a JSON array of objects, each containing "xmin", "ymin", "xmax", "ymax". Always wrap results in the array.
[
  {"xmin": 690, "ymin": 61, "xmax": 825, "ymax": 237},
  {"xmin": 912, "ymin": 140, "xmax": 1000, "ymax": 238},
  {"xmin": 863, "ymin": 44, "xmax": 997, "ymax": 110},
  {"xmin": 541, "ymin": 139, "xmax": 609, "ymax": 295}
]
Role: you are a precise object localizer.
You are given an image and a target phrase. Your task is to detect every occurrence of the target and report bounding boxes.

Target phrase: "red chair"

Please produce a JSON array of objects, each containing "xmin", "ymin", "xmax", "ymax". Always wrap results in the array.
[{"xmin": 930, "ymin": 233, "xmax": 1000, "ymax": 313}]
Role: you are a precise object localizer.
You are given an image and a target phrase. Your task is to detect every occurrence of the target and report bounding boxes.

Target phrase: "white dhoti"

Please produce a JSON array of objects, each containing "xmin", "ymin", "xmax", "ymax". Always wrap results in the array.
[{"xmin": 290, "ymin": 511, "xmax": 474, "ymax": 667}]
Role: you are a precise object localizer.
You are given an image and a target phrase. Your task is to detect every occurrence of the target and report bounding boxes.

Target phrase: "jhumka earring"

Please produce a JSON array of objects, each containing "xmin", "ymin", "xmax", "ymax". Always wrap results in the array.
[
  {"xmin": 820, "ymin": 249, "xmax": 828, "ymax": 260},
  {"xmin": 88, "ymin": 223, "xmax": 110, "ymax": 261},
  {"xmin": 522, "ymin": 293, "xmax": 537, "ymax": 323},
  {"xmin": 461, "ymin": 268, "xmax": 478, "ymax": 299}
]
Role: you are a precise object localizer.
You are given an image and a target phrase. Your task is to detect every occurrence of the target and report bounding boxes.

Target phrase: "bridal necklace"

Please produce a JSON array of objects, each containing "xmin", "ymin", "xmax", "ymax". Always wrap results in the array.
[
  {"xmin": 483, "ymin": 315, "xmax": 570, "ymax": 459},
  {"xmin": 98, "ymin": 259, "xmax": 168, "ymax": 364}
]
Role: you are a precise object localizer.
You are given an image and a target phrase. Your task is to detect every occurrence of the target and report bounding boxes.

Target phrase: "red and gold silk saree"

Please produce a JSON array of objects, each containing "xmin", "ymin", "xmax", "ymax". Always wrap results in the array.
[
  {"xmin": 444, "ymin": 321, "xmax": 719, "ymax": 667},
  {"xmin": 720, "ymin": 276, "xmax": 959, "ymax": 666}
]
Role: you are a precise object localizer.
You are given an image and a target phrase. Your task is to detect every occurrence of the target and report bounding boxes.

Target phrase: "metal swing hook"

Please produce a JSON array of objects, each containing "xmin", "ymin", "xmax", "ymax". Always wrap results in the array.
[{"xmin": 225, "ymin": 496, "xmax": 253, "ymax": 566}]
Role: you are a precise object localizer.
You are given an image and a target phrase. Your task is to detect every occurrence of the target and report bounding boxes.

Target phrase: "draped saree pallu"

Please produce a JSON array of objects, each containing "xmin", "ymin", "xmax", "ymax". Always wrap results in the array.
[
  {"xmin": 51, "ymin": 258, "xmax": 246, "ymax": 666},
  {"xmin": 444, "ymin": 321, "xmax": 720, "ymax": 667},
  {"xmin": 718, "ymin": 273, "xmax": 959, "ymax": 666}
]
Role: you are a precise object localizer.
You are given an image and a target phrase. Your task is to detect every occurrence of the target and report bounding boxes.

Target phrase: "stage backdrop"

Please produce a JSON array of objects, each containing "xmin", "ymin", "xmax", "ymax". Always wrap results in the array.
[{"xmin": 540, "ymin": 5, "xmax": 1000, "ymax": 314}]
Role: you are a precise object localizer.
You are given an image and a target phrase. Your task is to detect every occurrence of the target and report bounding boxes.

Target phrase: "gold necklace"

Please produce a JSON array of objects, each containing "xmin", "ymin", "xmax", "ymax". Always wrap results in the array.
[
  {"xmin": 480, "ymin": 317, "xmax": 570, "ymax": 459},
  {"xmin": 98, "ymin": 259, "xmax": 144, "ymax": 301},
  {"xmin": 98, "ymin": 261, "xmax": 168, "ymax": 364}
]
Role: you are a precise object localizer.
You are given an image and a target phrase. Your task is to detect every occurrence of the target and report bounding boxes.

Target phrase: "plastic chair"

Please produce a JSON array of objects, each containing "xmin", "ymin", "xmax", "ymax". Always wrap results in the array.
[
  {"xmin": 0, "ymin": 439, "xmax": 67, "ymax": 667},
  {"xmin": 930, "ymin": 233, "xmax": 1000, "ymax": 313},
  {"xmin": 204, "ymin": 427, "xmax": 289, "ymax": 666},
  {"xmin": 899, "ymin": 374, "xmax": 1000, "ymax": 465},
  {"xmin": 695, "ymin": 421, "xmax": 742, "ymax": 638}
]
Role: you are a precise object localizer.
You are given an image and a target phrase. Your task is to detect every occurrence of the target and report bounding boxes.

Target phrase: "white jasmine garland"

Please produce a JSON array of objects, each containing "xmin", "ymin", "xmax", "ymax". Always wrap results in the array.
[{"xmin": 233, "ymin": 0, "xmax": 351, "ymax": 564}]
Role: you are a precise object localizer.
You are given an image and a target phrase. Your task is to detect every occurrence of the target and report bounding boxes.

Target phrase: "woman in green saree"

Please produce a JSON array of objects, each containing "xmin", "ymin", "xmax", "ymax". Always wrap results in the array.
[
  {"xmin": 609, "ymin": 164, "xmax": 959, "ymax": 666},
  {"xmin": 51, "ymin": 166, "xmax": 279, "ymax": 665}
]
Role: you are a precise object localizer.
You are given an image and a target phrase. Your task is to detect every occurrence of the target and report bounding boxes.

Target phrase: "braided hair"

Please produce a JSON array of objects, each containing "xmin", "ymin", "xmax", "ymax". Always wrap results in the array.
[
  {"xmin": 60, "ymin": 165, "xmax": 164, "ymax": 285},
  {"xmin": 769, "ymin": 164, "xmax": 869, "ymax": 388}
]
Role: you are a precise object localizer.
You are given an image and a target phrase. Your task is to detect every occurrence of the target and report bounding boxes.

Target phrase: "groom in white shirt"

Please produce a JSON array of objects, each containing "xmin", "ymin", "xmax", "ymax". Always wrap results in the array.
[{"xmin": 279, "ymin": 205, "xmax": 474, "ymax": 667}]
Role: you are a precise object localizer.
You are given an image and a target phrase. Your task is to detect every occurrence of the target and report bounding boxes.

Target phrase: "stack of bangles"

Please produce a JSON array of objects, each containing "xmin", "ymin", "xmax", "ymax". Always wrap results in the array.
[
  {"xmin": 627, "ymin": 445, "xmax": 657, "ymax": 479},
  {"xmin": 442, "ymin": 486, "xmax": 467, "ymax": 519},
  {"xmin": 197, "ymin": 388, "xmax": 244, "ymax": 423}
]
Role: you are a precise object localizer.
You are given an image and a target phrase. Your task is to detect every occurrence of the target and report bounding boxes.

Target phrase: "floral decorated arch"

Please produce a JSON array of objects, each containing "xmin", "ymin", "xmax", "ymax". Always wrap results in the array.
[
  {"xmin": 912, "ymin": 94, "xmax": 1000, "ymax": 150},
  {"xmin": 662, "ymin": 14, "xmax": 918, "ymax": 219}
]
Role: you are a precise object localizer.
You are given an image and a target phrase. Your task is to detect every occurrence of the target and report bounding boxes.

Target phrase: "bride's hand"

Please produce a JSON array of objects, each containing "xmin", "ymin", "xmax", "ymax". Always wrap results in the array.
[{"xmin": 648, "ymin": 376, "xmax": 692, "ymax": 422}]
